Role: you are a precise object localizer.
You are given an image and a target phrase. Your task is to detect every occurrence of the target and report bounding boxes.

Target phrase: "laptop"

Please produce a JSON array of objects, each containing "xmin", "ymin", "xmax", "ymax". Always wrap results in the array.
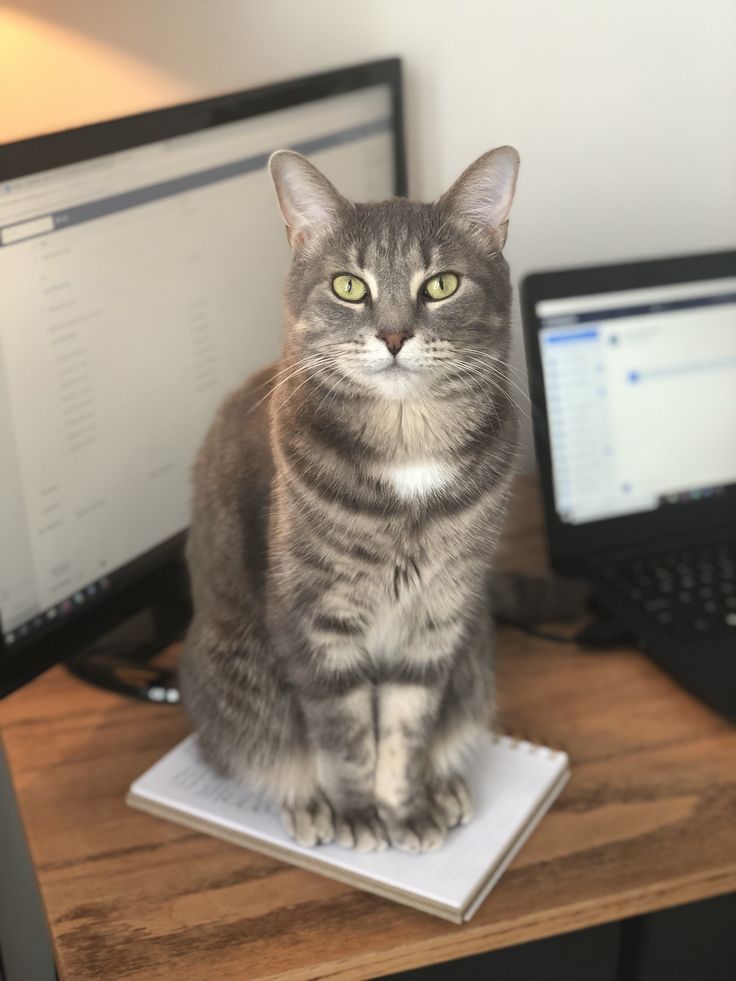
[{"xmin": 521, "ymin": 251, "xmax": 736, "ymax": 720}]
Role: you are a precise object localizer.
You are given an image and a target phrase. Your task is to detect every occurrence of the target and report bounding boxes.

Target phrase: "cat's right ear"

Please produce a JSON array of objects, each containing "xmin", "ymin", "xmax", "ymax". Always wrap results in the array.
[{"xmin": 269, "ymin": 151, "xmax": 348, "ymax": 253}]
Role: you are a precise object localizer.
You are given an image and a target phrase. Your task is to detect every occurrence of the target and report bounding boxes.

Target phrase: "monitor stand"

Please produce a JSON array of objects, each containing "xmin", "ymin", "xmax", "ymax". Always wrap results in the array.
[{"xmin": 66, "ymin": 590, "xmax": 189, "ymax": 704}]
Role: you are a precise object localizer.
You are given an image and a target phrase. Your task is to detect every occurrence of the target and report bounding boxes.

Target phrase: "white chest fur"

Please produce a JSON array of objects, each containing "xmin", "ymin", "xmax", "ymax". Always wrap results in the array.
[{"xmin": 384, "ymin": 461, "xmax": 453, "ymax": 500}]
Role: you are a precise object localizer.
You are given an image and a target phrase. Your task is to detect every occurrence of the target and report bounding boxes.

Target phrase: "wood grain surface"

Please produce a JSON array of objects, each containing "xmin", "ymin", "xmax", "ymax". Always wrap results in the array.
[{"xmin": 2, "ymin": 475, "xmax": 735, "ymax": 981}]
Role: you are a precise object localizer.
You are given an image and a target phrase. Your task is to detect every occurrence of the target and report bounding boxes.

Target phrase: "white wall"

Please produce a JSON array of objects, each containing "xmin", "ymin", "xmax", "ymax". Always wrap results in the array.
[{"xmin": 3, "ymin": 0, "xmax": 735, "ymax": 458}]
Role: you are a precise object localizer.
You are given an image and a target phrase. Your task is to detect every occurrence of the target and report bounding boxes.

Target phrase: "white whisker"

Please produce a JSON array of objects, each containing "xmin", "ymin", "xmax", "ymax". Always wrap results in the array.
[
  {"xmin": 442, "ymin": 352, "xmax": 529, "ymax": 422},
  {"xmin": 277, "ymin": 356, "xmax": 345, "ymax": 413},
  {"xmin": 464, "ymin": 348, "xmax": 531, "ymax": 401},
  {"xmin": 246, "ymin": 355, "xmax": 330, "ymax": 415}
]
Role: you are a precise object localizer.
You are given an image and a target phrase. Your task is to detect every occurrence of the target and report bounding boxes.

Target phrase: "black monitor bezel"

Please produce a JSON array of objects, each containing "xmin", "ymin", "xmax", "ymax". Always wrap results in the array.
[
  {"xmin": 521, "ymin": 250, "xmax": 736, "ymax": 575},
  {"xmin": 0, "ymin": 58, "xmax": 407, "ymax": 697}
]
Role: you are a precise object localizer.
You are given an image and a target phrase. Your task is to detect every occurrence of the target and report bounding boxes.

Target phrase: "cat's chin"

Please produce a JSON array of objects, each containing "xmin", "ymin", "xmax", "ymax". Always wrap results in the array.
[{"xmin": 365, "ymin": 363, "xmax": 423, "ymax": 399}]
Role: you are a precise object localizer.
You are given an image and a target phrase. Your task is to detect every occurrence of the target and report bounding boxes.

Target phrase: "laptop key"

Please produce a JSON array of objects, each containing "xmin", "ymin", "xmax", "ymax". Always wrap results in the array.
[{"xmin": 644, "ymin": 597, "xmax": 671, "ymax": 613}]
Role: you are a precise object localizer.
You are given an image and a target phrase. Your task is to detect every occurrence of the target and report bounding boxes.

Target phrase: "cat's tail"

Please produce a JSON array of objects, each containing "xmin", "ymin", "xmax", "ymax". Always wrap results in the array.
[{"xmin": 489, "ymin": 570, "xmax": 590, "ymax": 624}]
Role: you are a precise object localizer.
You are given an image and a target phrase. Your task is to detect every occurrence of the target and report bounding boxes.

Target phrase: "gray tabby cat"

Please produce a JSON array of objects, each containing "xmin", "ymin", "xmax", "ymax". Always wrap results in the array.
[{"xmin": 180, "ymin": 146, "xmax": 521, "ymax": 853}]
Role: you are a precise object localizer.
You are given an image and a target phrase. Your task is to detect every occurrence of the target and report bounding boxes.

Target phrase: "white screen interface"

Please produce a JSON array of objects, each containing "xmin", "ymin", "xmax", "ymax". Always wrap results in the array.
[
  {"xmin": 537, "ymin": 278, "xmax": 736, "ymax": 525},
  {"xmin": 0, "ymin": 85, "xmax": 395, "ymax": 644}
]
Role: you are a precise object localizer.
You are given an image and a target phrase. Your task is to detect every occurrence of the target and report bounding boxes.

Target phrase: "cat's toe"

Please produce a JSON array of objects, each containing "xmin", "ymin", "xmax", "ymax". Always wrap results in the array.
[
  {"xmin": 431, "ymin": 773, "xmax": 474, "ymax": 829},
  {"xmin": 334, "ymin": 807, "xmax": 388, "ymax": 852},
  {"xmin": 281, "ymin": 795, "xmax": 334, "ymax": 847},
  {"xmin": 381, "ymin": 803, "xmax": 448, "ymax": 853}
]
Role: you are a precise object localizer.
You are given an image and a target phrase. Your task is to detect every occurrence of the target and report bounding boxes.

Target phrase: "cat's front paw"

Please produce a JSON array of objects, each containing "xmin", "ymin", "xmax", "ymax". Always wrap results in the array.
[
  {"xmin": 379, "ymin": 800, "xmax": 448, "ymax": 853},
  {"xmin": 333, "ymin": 805, "xmax": 388, "ymax": 852},
  {"xmin": 430, "ymin": 773, "xmax": 473, "ymax": 829},
  {"xmin": 281, "ymin": 794, "xmax": 334, "ymax": 847}
]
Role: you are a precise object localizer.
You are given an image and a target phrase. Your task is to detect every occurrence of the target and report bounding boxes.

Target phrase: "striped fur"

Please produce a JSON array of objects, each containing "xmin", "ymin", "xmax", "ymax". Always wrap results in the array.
[{"xmin": 180, "ymin": 147, "xmax": 521, "ymax": 852}]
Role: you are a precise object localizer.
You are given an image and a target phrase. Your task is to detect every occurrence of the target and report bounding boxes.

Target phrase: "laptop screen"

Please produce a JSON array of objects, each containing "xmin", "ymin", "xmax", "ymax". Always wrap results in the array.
[{"xmin": 535, "ymin": 277, "xmax": 736, "ymax": 526}]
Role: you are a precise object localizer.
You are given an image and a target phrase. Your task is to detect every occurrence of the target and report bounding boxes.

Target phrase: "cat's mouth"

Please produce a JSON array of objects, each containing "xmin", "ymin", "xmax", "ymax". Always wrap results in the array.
[
  {"xmin": 371, "ymin": 359, "xmax": 416, "ymax": 374},
  {"xmin": 363, "ymin": 359, "xmax": 425, "ymax": 398}
]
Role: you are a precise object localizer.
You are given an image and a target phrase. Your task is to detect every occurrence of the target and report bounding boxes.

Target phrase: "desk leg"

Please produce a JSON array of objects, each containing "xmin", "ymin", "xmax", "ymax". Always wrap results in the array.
[
  {"xmin": 389, "ymin": 895, "xmax": 736, "ymax": 981},
  {"xmin": 389, "ymin": 921, "xmax": 622, "ymax": 980}
]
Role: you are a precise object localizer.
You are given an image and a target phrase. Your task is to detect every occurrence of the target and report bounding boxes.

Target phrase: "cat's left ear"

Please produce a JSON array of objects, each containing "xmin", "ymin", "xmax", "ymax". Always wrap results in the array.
[
  {"xmin": 439, "ymin": 146, "xmax": 520, "ymax": 250},
  {"xmin": 269, "ymin": 150, "xmax": 349, "ymax": 253}
]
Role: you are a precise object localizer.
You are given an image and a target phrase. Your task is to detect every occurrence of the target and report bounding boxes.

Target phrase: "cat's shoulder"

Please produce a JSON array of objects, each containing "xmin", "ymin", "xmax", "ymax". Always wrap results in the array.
[
  {"xmin": 220, "ymin": 362, "xmax": 277, "ymax": 420},
  {"xmin": 204, "ymin": 362, "xmax": 274, "ymax": 443},
  {"xmin": 194, "ymin": 363, "xmax": 276, "ymax": 480}
]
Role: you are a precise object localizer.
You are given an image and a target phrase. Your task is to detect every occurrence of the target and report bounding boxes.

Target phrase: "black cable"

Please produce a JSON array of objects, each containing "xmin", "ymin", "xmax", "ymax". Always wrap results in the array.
[
  {"xmin": 66, "ymin": 639, "xmax": 180, "ymax": 704},
  {"xmin": 497, "ymin": 617, "xmax": 580, "ymax": 645},
  {"xmin": 499, "ymin": 615, "xmax": 635, "ymax": 649}
]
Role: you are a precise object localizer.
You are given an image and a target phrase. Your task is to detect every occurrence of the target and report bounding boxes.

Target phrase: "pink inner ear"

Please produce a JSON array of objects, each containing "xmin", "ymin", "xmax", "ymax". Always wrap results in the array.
[
  {"xmin": 441, "ymin": 147, "xmax": 520, "ymax": 236},
  {"xmin": 269, "ymin": 151, "xmax": 345, "ymax": 252}
]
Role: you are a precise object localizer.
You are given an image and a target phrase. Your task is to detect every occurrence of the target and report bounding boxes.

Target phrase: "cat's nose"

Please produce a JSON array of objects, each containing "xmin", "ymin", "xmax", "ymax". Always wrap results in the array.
[{"xmin": 377, "ymin": 330, "xmax": 413, "ymax": 357}]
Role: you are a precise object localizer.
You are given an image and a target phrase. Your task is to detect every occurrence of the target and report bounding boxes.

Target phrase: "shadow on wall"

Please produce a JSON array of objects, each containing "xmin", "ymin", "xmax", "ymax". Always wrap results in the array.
[{"xmin": 0, "ymin": 1, "xmax": 394, "ymax": 144}]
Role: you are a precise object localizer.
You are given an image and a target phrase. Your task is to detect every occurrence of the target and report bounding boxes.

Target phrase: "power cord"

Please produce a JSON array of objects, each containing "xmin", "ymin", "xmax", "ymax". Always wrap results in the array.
[
  {"xmin": 498, "ymin": 615, "xmax": 635, "ymax": 649},
  {"xmin": 67, "ymin": 640, "xmax": 180, "ymax": 704}
]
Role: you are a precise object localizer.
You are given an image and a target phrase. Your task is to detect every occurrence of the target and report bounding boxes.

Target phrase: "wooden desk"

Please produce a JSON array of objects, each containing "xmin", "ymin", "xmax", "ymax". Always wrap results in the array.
[{"xmin": 1, "ymin": 475, "xmax": 735, "ymax": 981}]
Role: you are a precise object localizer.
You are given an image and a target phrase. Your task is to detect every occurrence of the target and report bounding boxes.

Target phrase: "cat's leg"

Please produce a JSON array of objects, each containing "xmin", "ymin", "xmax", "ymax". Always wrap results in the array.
[
  {"xmin": 269, "ymin": 575, "xmax": 387, "ymax": 850},
  {"xmin": 301, "ymin": 686, "xmax": 388, "ymax": 852},
  {"xmin": 181, "ymin": 615, "xmax": 335, "ymax": 846},
  {"xmin": 374, "ymin": 616, "xmax": 494, "ymax": 851},
  {"xmin": 427, "ymin": 727, "xmax": 478, "ymax": 829},
  {"xmin": 374, "ymin": 683, "xmax": 450, "ymax": 853},
  {"xmin": 426, "ymin": 623, "xmax": 495, "ymax": 830}
]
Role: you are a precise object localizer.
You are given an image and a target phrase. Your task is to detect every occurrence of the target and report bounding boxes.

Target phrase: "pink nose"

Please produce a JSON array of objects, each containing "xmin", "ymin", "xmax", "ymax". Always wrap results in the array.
[{"xmin": 378, "ymin": 331, "xmax": 411, "ymax": 357}]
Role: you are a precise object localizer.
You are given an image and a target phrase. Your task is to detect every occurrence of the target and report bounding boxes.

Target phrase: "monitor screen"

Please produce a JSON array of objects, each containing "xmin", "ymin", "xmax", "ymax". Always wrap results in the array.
[
  {"xmin": 535, "ymin": 277, "xmax": 736, "ymax": 526},
  {"xmin": 0, "ymin": 70, "xmax": 400, "ymax": 660}
]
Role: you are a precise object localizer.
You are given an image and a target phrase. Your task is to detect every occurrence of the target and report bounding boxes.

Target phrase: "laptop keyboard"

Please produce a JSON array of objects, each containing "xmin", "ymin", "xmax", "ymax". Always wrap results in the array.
[{"xmin": 600, "ymin": 542, "xmax": 736, "ymax": 638}]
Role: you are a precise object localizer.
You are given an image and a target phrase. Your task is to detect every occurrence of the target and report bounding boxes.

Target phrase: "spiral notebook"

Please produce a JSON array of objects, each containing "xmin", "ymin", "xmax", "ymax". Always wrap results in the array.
[{"xmin": 127, "ymin": 733, "xmax": 570, "ymax": 923}]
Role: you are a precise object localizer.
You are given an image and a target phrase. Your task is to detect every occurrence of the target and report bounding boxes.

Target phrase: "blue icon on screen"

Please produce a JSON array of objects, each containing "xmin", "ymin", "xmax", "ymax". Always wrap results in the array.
[{"xmin": 628, "ymin": 370, "xmax": 640, "ymax": 383}]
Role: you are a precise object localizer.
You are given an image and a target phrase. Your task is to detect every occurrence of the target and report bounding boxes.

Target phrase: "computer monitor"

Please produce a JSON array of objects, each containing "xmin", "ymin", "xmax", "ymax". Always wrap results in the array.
[
  {"xmin": 521, "ymin": 251, "xmax": 736, "ymax": 572},
  {"xmin": 0, "ymin": 59, "xmax": 406, "ymax": 696}
]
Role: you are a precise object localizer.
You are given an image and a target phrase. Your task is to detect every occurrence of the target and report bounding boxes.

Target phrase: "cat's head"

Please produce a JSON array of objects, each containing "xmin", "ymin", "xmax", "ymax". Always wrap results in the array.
[{"xmin": 269, "ymin": 147, "xmax": 519, "ymax": 400}]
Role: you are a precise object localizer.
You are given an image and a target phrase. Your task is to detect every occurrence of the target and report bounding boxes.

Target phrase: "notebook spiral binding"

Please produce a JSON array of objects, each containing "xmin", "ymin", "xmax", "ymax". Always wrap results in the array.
[{"xmin": 491, "ymin": 721, "xmax": 567, "ymax": 761}]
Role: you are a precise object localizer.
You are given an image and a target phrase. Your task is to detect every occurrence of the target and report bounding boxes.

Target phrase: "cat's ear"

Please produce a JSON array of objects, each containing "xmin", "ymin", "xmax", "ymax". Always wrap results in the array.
[
  {"xmin": 439, "ymin": 146, "xmax": 520, "ymax": 250},
  {"xmin": 269, "ymin": 150, "xmax": 348, "ymax": 253}
]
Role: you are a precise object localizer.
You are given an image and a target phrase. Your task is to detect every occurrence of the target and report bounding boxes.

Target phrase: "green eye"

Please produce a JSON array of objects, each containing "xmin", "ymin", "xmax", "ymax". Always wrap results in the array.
[
  {"xmin": 423, "ymin": 272, "xmax": 459, "ymax": 301},
  {"xmin": 332, "ymin": 274, "xmax": 368, "ymax": 303}
]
